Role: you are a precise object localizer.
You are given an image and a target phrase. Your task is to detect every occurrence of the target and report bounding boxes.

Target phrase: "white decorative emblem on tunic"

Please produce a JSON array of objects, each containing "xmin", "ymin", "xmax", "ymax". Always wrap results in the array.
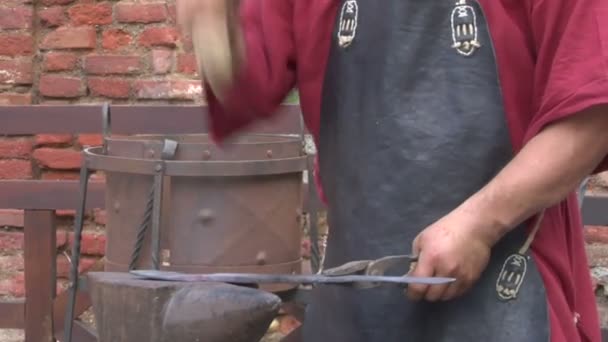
[
  {"xmin": 450, "ymin": 0, "xmax": 481, "ymax": 56},
  {"xmin": 337, "ymin": 0, "xmax": 358, "ymax": 48}
]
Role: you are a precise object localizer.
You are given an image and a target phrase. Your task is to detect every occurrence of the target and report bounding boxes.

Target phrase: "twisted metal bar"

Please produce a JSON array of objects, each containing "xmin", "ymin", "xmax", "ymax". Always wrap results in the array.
[
  {"xmin": 64, "ymin": 161, "xmax": 91, "ymax": 342},
  {"xmin": 128, "ymin": 139, "xmax": 177, "ymax": 270},
  {"xmin": 129, "ymin": 182, "xmax": 156, "ymax": 270}
]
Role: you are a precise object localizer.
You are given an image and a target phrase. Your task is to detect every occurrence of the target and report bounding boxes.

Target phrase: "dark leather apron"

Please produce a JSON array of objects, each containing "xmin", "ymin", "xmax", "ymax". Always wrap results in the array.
[{"xmin": 302, "ymin": 0, "xmax": 551, "ymax": 341}]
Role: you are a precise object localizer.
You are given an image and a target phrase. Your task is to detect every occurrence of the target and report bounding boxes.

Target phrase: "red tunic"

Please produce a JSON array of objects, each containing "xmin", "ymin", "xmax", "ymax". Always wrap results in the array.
[{"xmin": 205, "ymin": 1, "xmax": 608, "ymax": 341}]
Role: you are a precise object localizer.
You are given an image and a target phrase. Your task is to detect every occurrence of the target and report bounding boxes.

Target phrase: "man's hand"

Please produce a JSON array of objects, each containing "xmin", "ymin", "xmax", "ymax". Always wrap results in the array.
[
  {"xmin": 406, "ymin": 104, "xmax": 608, "ymax": 303},
  {"xmin": 406, "ymin": 207, "xmax": 494, "ymax": 302}
]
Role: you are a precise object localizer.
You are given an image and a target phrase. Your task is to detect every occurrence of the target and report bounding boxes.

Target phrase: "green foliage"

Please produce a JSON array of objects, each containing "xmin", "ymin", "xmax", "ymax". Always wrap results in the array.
[{"xmin": 283, "ymin": 89, "xmax": 300, "ymax": 104}]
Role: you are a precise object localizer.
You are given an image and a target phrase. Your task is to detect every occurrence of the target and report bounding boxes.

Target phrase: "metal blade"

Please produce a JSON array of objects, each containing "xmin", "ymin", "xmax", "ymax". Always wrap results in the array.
[{"xmin": 130, "ymin": 270, "xmax": 455, "ymax": 286}]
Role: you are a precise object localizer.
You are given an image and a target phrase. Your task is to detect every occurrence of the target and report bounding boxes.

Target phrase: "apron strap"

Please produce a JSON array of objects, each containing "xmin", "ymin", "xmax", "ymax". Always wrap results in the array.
[{"xmin": 518, "ymin": 209, "xmax": 546, "ymax": 255}]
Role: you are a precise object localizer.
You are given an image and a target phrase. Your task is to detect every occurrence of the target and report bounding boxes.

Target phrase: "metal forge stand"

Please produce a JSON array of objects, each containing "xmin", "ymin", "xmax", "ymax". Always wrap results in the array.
[{"xmin": 63, "ymin": 104, "xmax": 313, "ymax": 342}]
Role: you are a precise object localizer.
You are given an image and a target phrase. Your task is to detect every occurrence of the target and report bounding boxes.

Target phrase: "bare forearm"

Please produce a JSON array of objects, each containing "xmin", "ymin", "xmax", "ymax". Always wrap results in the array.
[{"xmin": 461, "ymin": 105, "xmax": 608, "ymax": 245}]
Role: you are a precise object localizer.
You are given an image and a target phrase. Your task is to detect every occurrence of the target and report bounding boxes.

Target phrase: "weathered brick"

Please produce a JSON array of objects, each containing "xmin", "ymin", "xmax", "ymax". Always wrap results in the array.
[
  {"xmin": 42, "ymin": 0, "xmax": 75, "ymax": 5},
  {"xmin": 0, "ymin": 59, "xmax": 33, "ymax": 85},
  {"xmin": 39, "ymin": 6, "xmax": 66, "ymax": 28},
  {"xmin": 0, "ymin": 210, "xmax": 24, "ymax": 228},
  {"xmin": 0, "ymin": 6, "xmax": 33, "ymax": 29},
  {"xmin": 180, "ymin": 33, "xmax": 193, "ymax": 52},
  {"xmin": 39, "ymin": 75, "xmax": 83, "ymax": 98},
  {"xmin": 0, "ymin": 232, "xmax": 22, "ymax": 249},
  {"xmin": 77, "ymin": 134, "xmax": 103, "ymax": 147},
  {"xmin": 134, "ymin": 79, "xmax": 170, "ymax": 99},
  {"xmin": 151, "ymin": 49, "xmax": 172, "ymax": 74},
  {"xmin": 33, "ymin": 148, "xmax": 82, "ymax": 169},
  {"xmin": 88, "ymin": 77, "xmax": 131, "ymax": 99},
  {"xmin": 0, "ymin": 273, "xmax": 25, "ymax": 297},
  {"xmin": 0, "ymin": 230, "xmax": 63, "ymax": 250},
  {"xmin": 0, "ymin": 34, "xmax": 34, "ymax": 56},
  {"xmin": 171, "ymin": 80, "xmax": 203, "ymax": 100},
  {"xmin": 0, "ymin": 255, "xmax": 24, "ymax": 273},
  {"xmin": 0, "ymin": 138, "xmax": 33, "ymax": 158},
  {"xmin": 0, "ymin": 160, "xmax": 31, "ymax": 179},
  {"xmin": 176, "ymin": 53, "xmax": 197, "ymax": 75},
  {"xmin": 167, "ymin": 3, "xmax": 176, "ymax": 22},
  {"xmin": 84, "ymin": 55, "xmax": 141, "ymax": 75},
  {"xmin": 93, "ymin": 209, "xmax": 107, "ymax": 225},
  {"xmin": 56, "ymin": 209, "xmax": 75, "ymax": 217},
  {"xmin": 56, "ymin": 254, "xmax": 98, "ymax": 278},
  {"xmin": 101, "ymin": 28, "xmax": 132, "ymax": 51},
  {"xmin": 586, "ymin": 227, "xmax": 608, "ymax": 244},
  {"xmin": 115, "ymin": 2, "xmax": 167, "ymax": 23},
  {"xmin": 134, "ymin": 79, "xmax": 202, "ymax": 100},
  {"xmin": 41, "ymin": 171, "xmax": 80, "ymax": 180},
  {"xmin": 35, "ymin": 134, "xmax": 72, "ymax": 146},
  {"xmin": 587, "ymin": 244, "xmax": 608, "ymax": 268},
  {"xmin": 40, "ymin": 26, "xmax": 96, "ymax": 50},
  {"xmin": 43, "ymin": 52, "xmax": 78, "ymax": 71},
  {"xmin": 68, "ymin": 231, "xmax": 106, "ymax": 256},
  {"xmin": 0, "ymin": 93, "xmax": 31, "ymax": 105},
  {"xmin": 138, "ymin": 27, "xmax": 179, "ymax": 47},
  {"xmin": 57, "ymin": 230, "xmax": 68, "ymax": 248},
  {"xmin": 0, "ymin": 231, "xmax": 23, "ymax": 249},
  {"xmin": 68, "ymin": 2, "xmax": 113, "ymax": 25}
]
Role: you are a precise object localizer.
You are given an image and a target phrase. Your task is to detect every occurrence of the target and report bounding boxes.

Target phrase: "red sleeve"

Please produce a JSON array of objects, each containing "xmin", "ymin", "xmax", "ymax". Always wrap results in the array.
[
  {"xmin": 205, "ymin": 0, "xmax": 296, "ymax": 143},
  {"xmin": 524, "ymin": 0, "xmax": 608, "ymax": 173}
]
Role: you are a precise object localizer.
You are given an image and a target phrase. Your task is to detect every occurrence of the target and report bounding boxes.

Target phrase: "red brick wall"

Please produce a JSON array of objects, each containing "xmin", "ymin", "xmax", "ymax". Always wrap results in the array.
[{"xmin": 0, "ymin": 0, "xmax": 202, "ymax": 298}]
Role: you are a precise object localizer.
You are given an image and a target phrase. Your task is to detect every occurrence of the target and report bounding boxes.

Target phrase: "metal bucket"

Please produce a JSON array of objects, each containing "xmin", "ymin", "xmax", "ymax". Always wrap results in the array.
[{"xmin": 86, "ymin": 133, "xmax": 307, "ymax": 292}]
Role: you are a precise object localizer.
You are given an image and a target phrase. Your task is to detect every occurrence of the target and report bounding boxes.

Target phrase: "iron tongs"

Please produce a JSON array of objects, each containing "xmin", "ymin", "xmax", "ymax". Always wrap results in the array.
[{"xmin": 130, "ymin": 254, "xmax": 455, "ymax": 288}]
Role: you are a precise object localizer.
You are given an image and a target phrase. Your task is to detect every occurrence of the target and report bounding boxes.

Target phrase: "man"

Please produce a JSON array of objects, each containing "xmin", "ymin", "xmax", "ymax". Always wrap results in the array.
[{"xmin": 177, "ymin": 0, "xmax": 608, "ymax": 341}]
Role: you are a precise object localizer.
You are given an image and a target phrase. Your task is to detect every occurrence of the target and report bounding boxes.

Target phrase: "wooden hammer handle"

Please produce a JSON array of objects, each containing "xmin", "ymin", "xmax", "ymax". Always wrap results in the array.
[{"xmin": 191, "ymin": 0, "xmax": 244, "ymax": 103}]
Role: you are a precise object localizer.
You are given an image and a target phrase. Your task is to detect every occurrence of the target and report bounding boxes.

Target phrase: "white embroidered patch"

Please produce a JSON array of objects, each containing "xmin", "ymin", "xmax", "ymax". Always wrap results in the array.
[
  {"xmin": 496, "ymin": 253, "xmax": 528, "ymax": 301},
  {"xmin": 337, "ymin": 0, "xmax": 358, "ymax": 49},
  {"xmin": 450, "ymin": 0, "xmax": 481, "ymax": 56}
]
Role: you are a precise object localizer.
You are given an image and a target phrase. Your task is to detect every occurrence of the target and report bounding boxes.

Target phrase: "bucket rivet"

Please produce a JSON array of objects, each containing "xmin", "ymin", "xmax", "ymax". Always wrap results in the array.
[
  {"xmin": 256, "ymin": 251, "xmax": 267, "ymax": 265},
  {"xmin": 146, "ymin": 149, "xmax": 155, "ymax": 158},
  {"xmin": 203, "ymin": 150, "xmax": 211, "ymax": 160},
  {"xmin": 155, "ymin": 164, "xmax": 162, "ymax": 172},
  {"xmin": 266, "ymin": 150, "xmax": 273, "ymax": 158},
  {"xmin": 198, "ymin": 209, "xmax": 214, "ymax": 223},
  {"xmin": 113, "ymin": 201, "xmax": 120, "ymax": 212}
]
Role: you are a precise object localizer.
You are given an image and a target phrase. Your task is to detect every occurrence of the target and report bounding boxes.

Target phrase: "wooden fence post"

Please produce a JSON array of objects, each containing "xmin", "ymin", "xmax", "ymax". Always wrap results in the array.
[{"xmin": 24, "ymin": 210, "xmax": 56, "ymax": 342}]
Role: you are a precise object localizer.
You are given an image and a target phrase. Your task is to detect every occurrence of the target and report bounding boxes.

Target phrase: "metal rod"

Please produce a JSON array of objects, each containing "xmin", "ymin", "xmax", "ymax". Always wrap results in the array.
[
  {"xmin": 130, "ymin": 270, "xmax": 456, "ymax": 286},
  {"xmin": 63, "ymin": 160, "xmax": 91, "ymax": 342},
  {"xmin": 151, "ymin": 169, "xmax": 164, "ymax": 270},
  {"xmin": 101, "ymin": 103, "xmax": 111, "ymax": 155}
]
